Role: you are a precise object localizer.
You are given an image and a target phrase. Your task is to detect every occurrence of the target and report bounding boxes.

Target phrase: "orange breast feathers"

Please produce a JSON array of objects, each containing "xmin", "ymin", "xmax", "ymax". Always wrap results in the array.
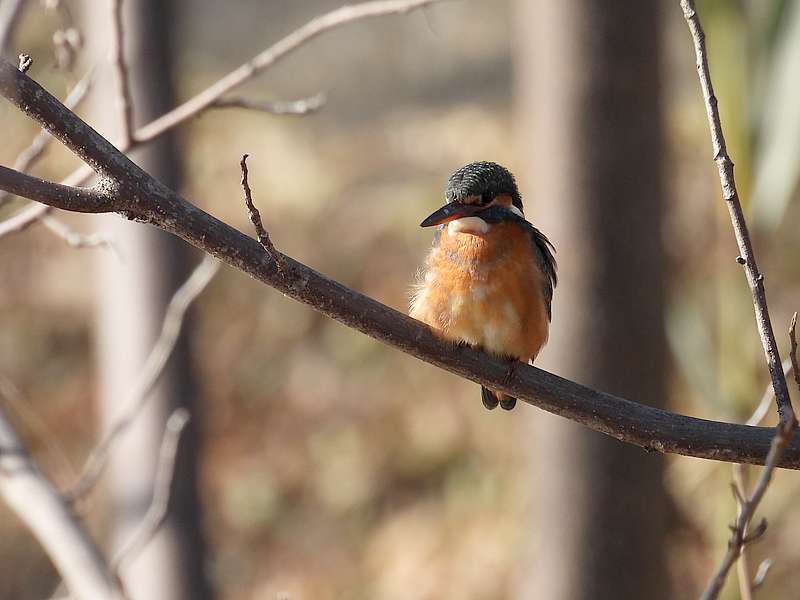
[{"xmin": 410, "ymin": 221, "xmax": 549, "ymax": 362}]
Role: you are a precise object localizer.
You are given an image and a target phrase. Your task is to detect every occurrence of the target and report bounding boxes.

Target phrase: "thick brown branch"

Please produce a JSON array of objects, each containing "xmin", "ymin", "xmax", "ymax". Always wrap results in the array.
[
  {"xmin": 0, "ymin": 165, "xmax": 114, "ymax": 213},
  {"xmin": 680, "ymin": 0, "xmax": 795, "ymax": 427},
  {"xmin": 4, "ymin": 63, "xmax": 800, "ymax": 469}
]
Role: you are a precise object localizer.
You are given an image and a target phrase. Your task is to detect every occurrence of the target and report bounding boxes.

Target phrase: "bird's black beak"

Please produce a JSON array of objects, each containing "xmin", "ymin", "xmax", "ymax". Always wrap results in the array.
[{"xmin": 420, "ymin": 202, "xmax": 484, "ymax": 227}]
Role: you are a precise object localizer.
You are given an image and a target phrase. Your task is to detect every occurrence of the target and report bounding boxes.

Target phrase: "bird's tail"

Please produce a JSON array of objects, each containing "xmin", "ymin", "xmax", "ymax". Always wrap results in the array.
[{"xmin": 481, "ymin": 386, "xmax": 517, "ymax": 411}]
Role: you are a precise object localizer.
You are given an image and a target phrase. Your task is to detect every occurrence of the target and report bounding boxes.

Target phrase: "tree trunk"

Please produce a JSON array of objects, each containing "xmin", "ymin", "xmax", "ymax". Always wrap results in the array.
[
  {"xmin": 80, "ymin": 1, "xmax": 210, "ymax": 599},
  {"xmin": 513, "ymin": 2, "xmax": 670, "ymax": 598}
]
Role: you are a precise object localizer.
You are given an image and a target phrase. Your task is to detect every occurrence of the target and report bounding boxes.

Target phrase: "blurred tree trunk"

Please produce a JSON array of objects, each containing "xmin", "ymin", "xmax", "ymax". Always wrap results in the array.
[
  {"xmin": 80, "ymin": 1, "xmax": 211, "ymax": 599},
  {"xmin": 513, "ymin": 2, "xmax": 670, "ymax": 599}
]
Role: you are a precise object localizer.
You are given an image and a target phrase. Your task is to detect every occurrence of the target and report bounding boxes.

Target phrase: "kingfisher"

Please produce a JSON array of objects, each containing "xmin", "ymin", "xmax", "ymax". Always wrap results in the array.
[{"xmin": 410, "ymin": 161, "xmax": 557, "ymax": 410}]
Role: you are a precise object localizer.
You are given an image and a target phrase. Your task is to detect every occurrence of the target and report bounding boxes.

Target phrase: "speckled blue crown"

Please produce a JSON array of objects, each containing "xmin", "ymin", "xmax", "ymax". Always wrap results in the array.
[{"xmin": 445, "ymin": 161, "xmax": 523, "ymax": 211}]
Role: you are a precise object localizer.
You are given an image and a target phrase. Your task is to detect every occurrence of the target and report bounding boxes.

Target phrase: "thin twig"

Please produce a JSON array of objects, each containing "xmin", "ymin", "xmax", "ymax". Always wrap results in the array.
[
  {"xmin": 239, "ymin": 154, "xmax": 285, "ymax": 272},
  {"xmin": 730, "ymin": 355, "xmax": 792, "ymax": 597},
  {"xmin": 65, "ymin": 255, "xmax": 219, "ymax": 502},
  {"xmin": 732, "ymin": 465, "xmax": 754, "ymax": 600},
  {"xmin": 109, "ymin": 0, "xmax": 133, "ymax": 146},
  {"xmin": 681, "ymin": 0, "xmax": 795, "ymax": 427},
  {"xmin": 791, "ymin": 312, "xmax": 800, "ymax": 393},
  {"xmin": 702, "ymin": 423, "xmax": 796, "ymax": 599},
  {"xmin": 42, "ymin": 215, "xmax": 118, "ymax": 255},
  {"xmin": 702, "ymin": 315, "xmax": 800, "ymax": 600},
  {"xmin": 134, "ymin": 0, "xmax": 440, "ymax": 143},
  {"xmin": 213, "ymin": 92, "xmax": 326, "ymax": 116},
  {"xmin": 110, "ymin": 408, "xmax": 190, "ymax": 572}
]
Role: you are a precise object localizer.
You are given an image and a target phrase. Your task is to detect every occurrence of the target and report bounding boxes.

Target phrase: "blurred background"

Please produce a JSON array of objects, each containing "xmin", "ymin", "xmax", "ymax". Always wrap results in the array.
[{"xmin": 1, "ymin": 0, "xmax": 800, "ymax": 598}]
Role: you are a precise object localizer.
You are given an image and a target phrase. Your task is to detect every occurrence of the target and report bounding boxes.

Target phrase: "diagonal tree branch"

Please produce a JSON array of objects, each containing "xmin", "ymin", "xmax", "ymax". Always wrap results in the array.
[{"xmin": 3, "ymin": 59, "xmax": 800, "ymax": 470}]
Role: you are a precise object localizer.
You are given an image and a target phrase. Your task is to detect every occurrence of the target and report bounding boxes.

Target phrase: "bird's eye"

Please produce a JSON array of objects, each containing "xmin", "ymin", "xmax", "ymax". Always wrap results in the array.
[{"xmin": 480, "ymin": 194, "xmax": 492, "ymax": 206}]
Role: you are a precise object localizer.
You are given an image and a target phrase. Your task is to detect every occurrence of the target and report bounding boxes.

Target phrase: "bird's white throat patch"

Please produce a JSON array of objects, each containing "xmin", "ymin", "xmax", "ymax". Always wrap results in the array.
[{"xmin": 447, "ymin": 216, "xmax": 490, "ymax": 236}]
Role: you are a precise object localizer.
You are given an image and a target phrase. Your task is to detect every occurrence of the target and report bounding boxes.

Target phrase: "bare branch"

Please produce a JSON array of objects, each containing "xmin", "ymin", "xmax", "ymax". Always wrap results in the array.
[
  {"xmin": 214, "ymin": 92, "xmax": 326, "ymax": 116},
  {"xmin": 0, "ymin": 404, "xmax": 123, "ymax": 600},
  {"xmin": 705, "ymin": 314, "xmax": 800, "ymax": 600},
  {"xmin": 701, "ymin": 418, "xmax": 797, "ymax": 599},
  {"xmin": 109, "ymin": 0, "xmax": 133, "ymax": 145},
  {"xmin": 791, "ymin": 312, "xmax": 800, "ymax": 393},
  {"xmin": 110, "ymin": 408, "xmax": 190, "ymax": 572},
  {"xmin": 732, "ymin": 465, "xmax": 754, "ymax": 600},
  {"xmin": 239, "ymin": 154, "xmax": 285, "ymax": 272},
  {"xmin": 66, "ymin": 255, "xmax": 219, "ymax": 501},
  {"xmin": 42, "ymin": 215, "xmax": 118, "ymax": 253},
  {"xmin": 135, "ymin": 0, "xmax": 441, "ymax": 144},
  {"xmin": 680, "ymin": 0, "xmax": 795, "ymax": 427},
  {"xmin": 4, "ymin": 59, "xmax": 800, "ymax": 468},
  {"xmin": 0, "ymin": 165, "xmax": 115, "ymax": 213}
]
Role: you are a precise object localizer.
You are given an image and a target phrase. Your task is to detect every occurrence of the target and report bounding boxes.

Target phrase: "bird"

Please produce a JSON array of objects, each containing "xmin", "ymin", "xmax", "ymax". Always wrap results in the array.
[{"xmin": 409, "ymin": 161, "xmax": 557, "ymax": 410}]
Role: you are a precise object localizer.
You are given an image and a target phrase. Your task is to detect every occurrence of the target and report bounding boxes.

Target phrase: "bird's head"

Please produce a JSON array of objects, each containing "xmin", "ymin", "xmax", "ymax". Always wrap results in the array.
[{"xmin": 420, "ymin": 161, "xmax": 525, "ymax": 235}]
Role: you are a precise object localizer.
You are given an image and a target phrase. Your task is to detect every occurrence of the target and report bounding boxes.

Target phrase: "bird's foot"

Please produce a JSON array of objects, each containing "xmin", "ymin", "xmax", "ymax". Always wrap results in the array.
[
  {"xmin": 499, "ymin": 395, "xmax": 517, "ymax": 411},
  {"xmin": 481, "ymin": 386, "xmax": 499, "ymax": 410}
]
